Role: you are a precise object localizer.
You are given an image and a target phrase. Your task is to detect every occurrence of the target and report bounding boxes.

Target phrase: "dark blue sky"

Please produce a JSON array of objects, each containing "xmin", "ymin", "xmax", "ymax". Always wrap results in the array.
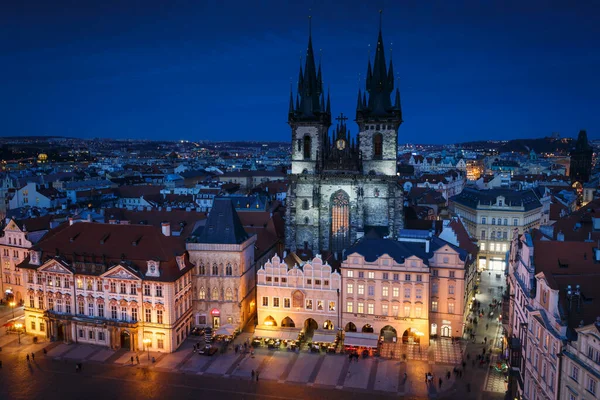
[{"xmin": 2, "ymin": 0, "xmax": 599, "ymax": 143}]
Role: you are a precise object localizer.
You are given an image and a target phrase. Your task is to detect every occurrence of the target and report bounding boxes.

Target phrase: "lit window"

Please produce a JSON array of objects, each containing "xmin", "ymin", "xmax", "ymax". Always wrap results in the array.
[
  {"xmin": 347, "ymin": 270, "xmax": 354, "ymax": 278},
  {"xmin": 368, "ymin": 272, "xmax": 375, "ymax": 279},
  {"xmin": 393, "ymin": 287, "xmax": 399, "ymax": 297},
  {"xmin": 382, "ymin": 286, "xmax": 388, "ymax": 297},
  {"xmin": 347, "ymin": 284, "xmax": 353, "ymax": 294},
  {"xmin": 432, "ymin": 301, "xmax": 438, "ymax": 312},
  {"xmin": 357, "ymin": 302, "xmax": 364, "ymax": 313},
  {"xmin": 358, "ymin": 284, "xmax": 364, "ymax": 295},
  {"xmin": 381, "ymin": 304, "xmax": 388, "ymax": 315},
  {"xmin": 346, "ymin": 302, "xmax": 353, "ymax": 313},
  {"xmin": 367, "ymin": 303, "xmax": 374, "ymax": 315}
]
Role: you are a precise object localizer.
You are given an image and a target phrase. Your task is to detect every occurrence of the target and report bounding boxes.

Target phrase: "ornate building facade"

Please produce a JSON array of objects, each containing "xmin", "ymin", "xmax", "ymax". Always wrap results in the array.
[
  {"xmin": 256, "ymin": 254, "xmax": 341, "ymax": 337},
  {"xmin": 187, "ymin": 198, "xmax": 257, "ymax": 330},
  {"xmin": 285, "ymin": 22, "xmax": 404, "ymax": 256},
  {"xmin": 20, "ymin": 222, "xmax": 194, "ymax": 353}
]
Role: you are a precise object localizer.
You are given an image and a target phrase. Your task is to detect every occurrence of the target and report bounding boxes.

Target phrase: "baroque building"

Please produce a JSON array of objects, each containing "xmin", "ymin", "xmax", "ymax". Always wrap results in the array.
[
  {"xmin": 285, "ymin": 21, "xmax": 404, "ymax": 257},
  {"xmin": 20, "ymin": 221, "xmax": 194, "ymax": 353}
]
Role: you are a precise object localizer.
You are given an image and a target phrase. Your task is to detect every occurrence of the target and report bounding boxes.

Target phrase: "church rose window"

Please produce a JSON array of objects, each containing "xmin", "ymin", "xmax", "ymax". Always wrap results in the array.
[{"xmin": 330, "ymin": 191, "xmax": 350, "ymax": 254}]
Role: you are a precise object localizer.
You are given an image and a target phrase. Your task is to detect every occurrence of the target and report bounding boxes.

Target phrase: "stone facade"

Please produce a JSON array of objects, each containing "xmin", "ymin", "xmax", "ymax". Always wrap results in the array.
[
  {"xmin": 187, "ymin": 237, "xmax": 257, "ymax": 330},
  {"xmin": 286, "ymin": 174, "xmax": 403, "ymax": 254}
]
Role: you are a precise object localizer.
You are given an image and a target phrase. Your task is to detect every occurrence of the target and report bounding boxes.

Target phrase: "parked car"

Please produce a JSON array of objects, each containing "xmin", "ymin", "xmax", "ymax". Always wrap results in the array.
[{"xmin": 198, "ymin": 345, "xmax": 218, "ymax": 356}]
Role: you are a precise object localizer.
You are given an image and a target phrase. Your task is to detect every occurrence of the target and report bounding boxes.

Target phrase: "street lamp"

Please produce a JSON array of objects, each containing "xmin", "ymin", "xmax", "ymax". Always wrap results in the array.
[
  {"xmin": 14, "ymin": 322, "xmax": 23, "ymax": 344},
  {"xmin": 9, "ymin": 301, "xmax": 16, "ymax": 319},
  {"xmin": 143, "ymin": 338, "xmax": 151, "ymax": 361},
  {"xmin": 415, "ymin": 330, "xmax": 424, "ymax": 354}
]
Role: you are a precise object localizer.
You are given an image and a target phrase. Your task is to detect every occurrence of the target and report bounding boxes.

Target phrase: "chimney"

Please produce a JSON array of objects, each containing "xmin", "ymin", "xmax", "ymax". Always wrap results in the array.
[
  {"xmin": 425, "ymin": 239, "xmax": 430, "ymax": 253},
  {"xmin": 557, "ymin": 231, "xmax": 564, "ymax": 241},
  {"xmin": 87, "ymin": 213, "xmax": 92, "ymax": 222},
  {"xmin": 69, "ymin": 217, "xmax": 74, "ymax": 226},
  {"xmin": 161, "ymin": 222, "xmax": 171, "ymax": 236}
]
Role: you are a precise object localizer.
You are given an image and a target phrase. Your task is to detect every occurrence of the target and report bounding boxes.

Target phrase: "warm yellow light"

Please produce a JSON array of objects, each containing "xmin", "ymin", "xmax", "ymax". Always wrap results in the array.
[
  {"xmin": 9, "ymin": 301, "xmax": 15, "ymax": 307},
  {"xmin": 264, "ymin": 321, "xmax": 273, "ymax": 326},
  {"xmin": 14, "ymin": 323, "xmax": 23, "ymax": 329},
  {"xmin": 143, "ymin": 338, "xmax": 151, "ymax": 344}
]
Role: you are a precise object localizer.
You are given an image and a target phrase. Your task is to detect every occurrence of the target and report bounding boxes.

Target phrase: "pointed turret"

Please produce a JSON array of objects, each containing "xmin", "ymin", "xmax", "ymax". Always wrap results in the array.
[
  {"xmin": 326, "ymin": 89, "xmax": 331, "ymax": 114},
  {"xmin": 394, "ymin": 88, "xmax": 401, "ymax": 111},
  {"xmin": 289, "ymin": 17, "xmax": 330, "ymax": 125},
  {"xmin": 356, "ymin": 12, "xmax": 402, "ymax": 123},
  {"xmin": 288, "ymin": 85, "xmax": 294, "ymax": 115},
  {"xmin": 356, "ymin": 88, "xmax": 363, "ymax": 111}
]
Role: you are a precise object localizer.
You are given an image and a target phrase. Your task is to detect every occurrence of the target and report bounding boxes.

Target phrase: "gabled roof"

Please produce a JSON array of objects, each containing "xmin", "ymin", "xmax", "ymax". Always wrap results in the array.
[{"xmin": 193, "ymin": 198, "xmax": 250, "ymax": 245}]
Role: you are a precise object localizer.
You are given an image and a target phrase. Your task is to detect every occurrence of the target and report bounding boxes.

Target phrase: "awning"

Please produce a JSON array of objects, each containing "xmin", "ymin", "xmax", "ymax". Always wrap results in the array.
[
  {"xmin": 280, "ymin": 329, "xmax": 300, "ymax": 340},
  {"xmin": 215, "ymin": 324, "xmax": 236, "ymax": 336},
  {"xmin": 3, "ymin": 315, "xmax": 25, "ymax": 327},
  {"xmin": 343, "ymin": 332, "xmax": 379, "ymax": 348},
  {"xmin": 253, "ymin": 328, "xmax": 282, "ymax": 339},
  {"xmin": 312, "ymin": 332, "xmax": 337, "ymax": 343}
]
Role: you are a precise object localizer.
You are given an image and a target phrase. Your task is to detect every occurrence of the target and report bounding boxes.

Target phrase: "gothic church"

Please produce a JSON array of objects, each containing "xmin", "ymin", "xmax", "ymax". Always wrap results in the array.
[{"xmin": 285, "ymin": 19, "xmax": 404, "ymax": 257}]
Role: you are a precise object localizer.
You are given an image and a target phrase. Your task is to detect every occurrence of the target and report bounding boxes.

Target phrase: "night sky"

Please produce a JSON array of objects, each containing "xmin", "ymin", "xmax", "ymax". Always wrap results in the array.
[{"xmin": 2, "ymin": 0, "xmax": 599, "ymax": 143}]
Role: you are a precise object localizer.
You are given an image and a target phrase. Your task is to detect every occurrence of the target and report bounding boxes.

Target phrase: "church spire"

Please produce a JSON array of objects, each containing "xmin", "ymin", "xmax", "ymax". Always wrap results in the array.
[
  {"xmin": 326, "ymin": 88, "xmax": 331, "ymax": 114},
  {"xmin": 290, "ymin": 15, "xmax": 330, "ymax": 124},
  {"xmin": 357, "ymin": 10, "xmax": 402, "ymax": 123},
  {"xmin": 289, "ymin": 84, "xmax": 294, "ymax": 115}
]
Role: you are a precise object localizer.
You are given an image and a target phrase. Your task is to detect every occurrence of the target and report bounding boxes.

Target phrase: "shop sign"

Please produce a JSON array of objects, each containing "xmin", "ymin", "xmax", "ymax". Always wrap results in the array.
[
  {"xmin": 442, "ymin": 320, "xmax": 451, "ymax": 324},
  {"xmin": 394, "ymin": 317, "xmax": 409, "ymax": 321},
  {"xmin": 374, "ymin": 316, "xmax": 388, "ymax": 320},
  {"xmin": 210, "ymin": 309, "xmax": 220, "ymax": 316}
]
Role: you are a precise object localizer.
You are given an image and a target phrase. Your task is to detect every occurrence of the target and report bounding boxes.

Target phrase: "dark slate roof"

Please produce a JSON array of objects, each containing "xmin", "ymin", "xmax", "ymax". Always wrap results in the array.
[
  {"xmin": 344, "ymin": 235, "xmax": 468, "ymax": 266},
  {"xmin": 450, "ymin": 187, "xmax": 542, "ymax": 211},
  {"xmin": 193, "ymin": 198, "xmax": 249, "ymax": 244}
]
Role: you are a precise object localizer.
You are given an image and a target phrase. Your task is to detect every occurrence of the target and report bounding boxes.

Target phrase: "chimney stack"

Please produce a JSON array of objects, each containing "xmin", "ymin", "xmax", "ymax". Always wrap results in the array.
[
  {"xmin": 69, "ymin": 217, "xmax": 74, "ymax": 226},
  {"xmin": 161, "ymin": 221, "xmax": 171, "ymax": 237}
]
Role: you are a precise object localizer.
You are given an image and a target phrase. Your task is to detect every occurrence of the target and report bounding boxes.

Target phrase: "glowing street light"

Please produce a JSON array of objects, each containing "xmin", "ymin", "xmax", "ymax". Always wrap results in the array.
[
  {"xmin": 143, "ymin": 338, "xmax": 152, "ymax": 361},
  {"xmin": 9, "ymin": 301, "xmax": 16, "ymax": 319},
  {"xmin": 14, "ymin": 322, "xmax": 23, "ymax": 344}
]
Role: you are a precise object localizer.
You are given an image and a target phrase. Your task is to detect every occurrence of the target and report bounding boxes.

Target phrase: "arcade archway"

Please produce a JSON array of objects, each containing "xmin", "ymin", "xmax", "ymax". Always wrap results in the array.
[
  {"xmin": 402, "ymin": 328, "xmax": 423, "ymax": 344},
  {"xmin": 362, "ymin": 324, "xmax": 374, "ymax": 333},
  {"xmin": 264, "ymin": 315, "xmax": 277, "ymax": 327},
  {"xmin": 281, "ymin": 316, "xmax": 295, "ymax": 328},
  {"xmin": 344, "ymin": 322, "xmax": 357, "ymax": 332},
  {"xmin": 380, "ymin": 325, "xmax": 397, "ymax": 343}
]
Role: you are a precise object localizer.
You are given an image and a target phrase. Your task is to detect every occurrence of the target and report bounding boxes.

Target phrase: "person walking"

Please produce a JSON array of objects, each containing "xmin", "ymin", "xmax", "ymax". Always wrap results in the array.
[
  {"xmin": 404, "ymin": 372, "xmax": 407, "ymax": 380},
  {"xmin": 26, "ymin": 354, "xmax": 29, "ymax": 362},
  {"xmin": 484, "ymin": 336, "xmax": 487, "ymax": 344},
  {"xmin": 130, "ymin": 356, "xmax": 134, "ymax": 365},
  {"xmin": 31, "ymin": 353, "xmax": 35, "ymax": 361},
  {"xmin": 439, "ymin": 377, "xmax": 443, "ymax": 389},
  {"xmin": 256, "ymin": 371, "xmax": 260, "ymax": 382},
  {"xmin": 75, "ymin": 364, "xmax": 79, "ymax": 372},
  {"xmin": 251, "ymin": 369, "xmax": 255, "ymax": 381},
  {"xmin": 136, "ymin": 355, "xmax": 139, "ymax": 364}
]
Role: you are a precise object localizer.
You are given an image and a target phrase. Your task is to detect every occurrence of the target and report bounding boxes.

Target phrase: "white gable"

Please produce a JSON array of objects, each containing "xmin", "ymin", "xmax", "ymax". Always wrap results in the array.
[
  {"xmin": 39, "ymin": 260, "xmax": 72, "ymax": 275},
  {"xmin": 102, "ymin": 265, "xmax": 140, "ymax": 281}
]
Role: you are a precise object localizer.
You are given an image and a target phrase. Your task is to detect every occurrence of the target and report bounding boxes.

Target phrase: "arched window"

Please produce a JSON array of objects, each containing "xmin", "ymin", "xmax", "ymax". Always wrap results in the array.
[
  {"xmin": 503, "ymin": 219, "xmax": 508, "ymax": 226},
  {"xmin": 373, "ymin": 134, "xmax": 383, "ymax": 159},
  {"xmin": 199, "ymin": 263, "xmax": 205, "ymax": 275},
  {"xmin": 225, "ymin": 288, "xmax": 233, "ymax": 301},
  {"xmin": 211, "ymin": 287, "xmax": 219, "ymax": 300},
  {"xmin": 199, "ymin": 287, "xmax": 206, "ymax": 300},
  {"xmin": 303, "ymin": 135, "xmax": 311, "ymax": 159},
  {"xmin": 330, "ymin": 190, "xmax": 350, "ymax": 254},
  {"xmin": 304, "ymin": 217, "xmax": 309, "ymax": 224},
  {"xmin": 225, "ymin": 263, "xmax": 232, "ymax": 276},
  {"xmin": 491, "ymin": 218, "xmax": 496, "ymax": 225},
  {"xmin": 302, "ymin": 199, "xmax": 310, "ymax": 210},
  {"xmin": 212, "ymin": 263, "xmax": 218, "ymax": 275}
]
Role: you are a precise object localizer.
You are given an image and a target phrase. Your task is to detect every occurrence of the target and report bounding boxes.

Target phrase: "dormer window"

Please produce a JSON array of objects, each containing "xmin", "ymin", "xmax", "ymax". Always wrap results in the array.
[
  {"xmin": 146, "ymin": 261, "xmax": 160, "ymax": 277},
  {"xmin": 176, "ymin": 255, "xmax": 186, "ymax": 271}
]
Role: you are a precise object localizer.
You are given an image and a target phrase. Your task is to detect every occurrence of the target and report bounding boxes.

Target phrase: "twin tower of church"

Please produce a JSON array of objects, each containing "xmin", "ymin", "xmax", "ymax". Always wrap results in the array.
[{"xmin": 284, "ymin": 16, "xmax": 405, "ymax": 257}]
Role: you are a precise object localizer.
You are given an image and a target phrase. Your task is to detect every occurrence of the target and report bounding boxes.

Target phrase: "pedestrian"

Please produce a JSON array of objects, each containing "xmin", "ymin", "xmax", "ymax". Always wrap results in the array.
[
  {"xmin": 439, "ymin": 377, "xmax": 442, "ymax": 388},
  {"xmin": 446, "ymin": 371, "xmax": 451, "ymax": 380},
  {"xmin": 484, "ymin": 337, "xmax": 487, "ymax": 344},
  {"xmin": 486, "ymin": 323, "xmax": 489, "ymax": 330},
  {"xmin": 75, "ymin": 364, "xmax": 79, "ymax": 372},
  {"xmin": 256, "ymin": 371, "xmax": 260, "ymax": 382},
  {"xmin": 31, "ymin": 352, "xmax": 35, "ymax": 361},
  {"xmin": 404, "ymin": 372, "xmax": 407, "ymax": 380},
  {"xmin": 136, "ymin": 355, "xmax": 139, "ymax": 364},
  {"xmin": 251, "ymin": 369, "xmax": 255, "ymax": 381},
  {"xmin": 26, "ymin": 354, "xmax": 29, "ymax": 362},
  {"xmin": 425, "ymin": 373, "xmax": 428, "ymax": 383},
  {"xmin": 79, "ymin": 363, "xmax": 83, "ymax": 371},
  {"xmin": 43, "ymin": 348, "xmax": 47, "ymax": 355}
]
